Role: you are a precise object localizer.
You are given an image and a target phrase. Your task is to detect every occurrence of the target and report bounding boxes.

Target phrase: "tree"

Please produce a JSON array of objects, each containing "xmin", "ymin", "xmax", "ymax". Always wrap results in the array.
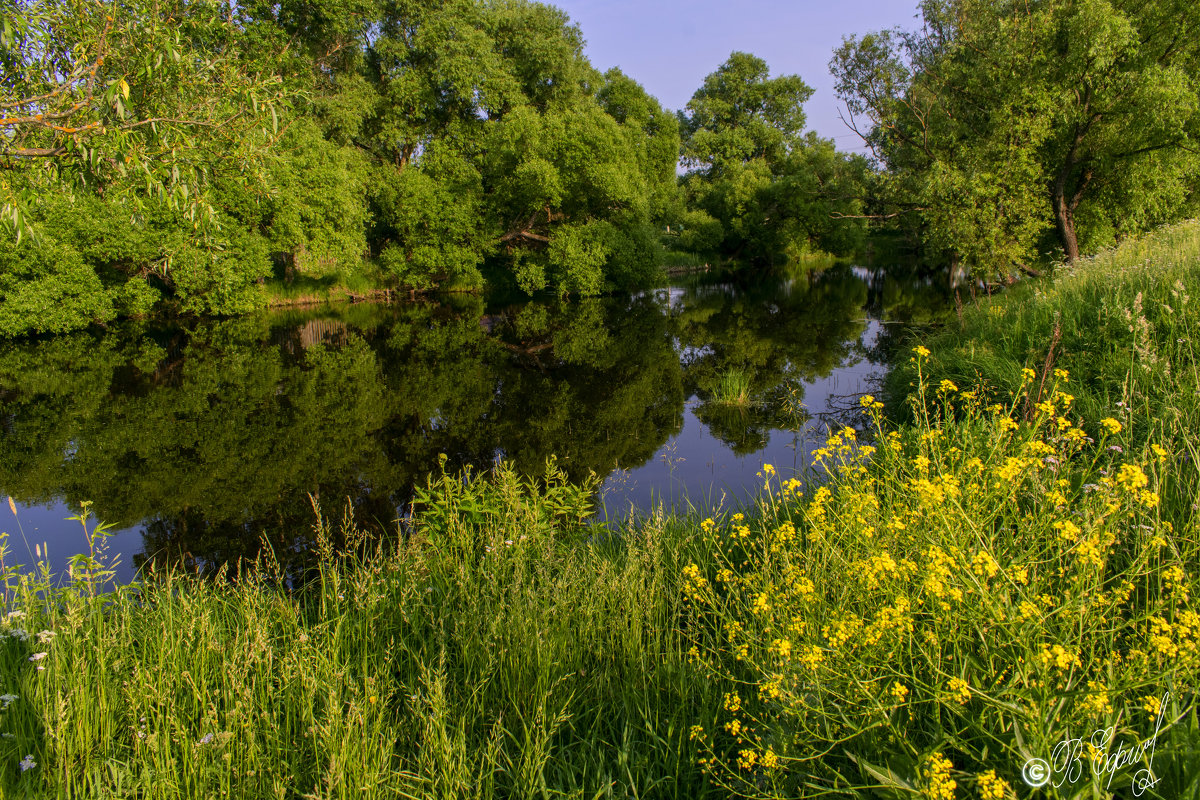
[
  {"xmin": 680, "ymin": 51, "xmax": 812, "ymax": 176},
  {"xmin": 678, "ymin": 52, "xmax": 866, "ymax": 263},
  {"xmin": 1, "ymin": 0, "xmax": 289, "ymax": 233},
  {"xmin": 832, "ymin": 0, "xmax": 1200, "ymax": 273},
  {"xmin": 365, "ymin": 1, "xmax": 678, "ymax": 295}
]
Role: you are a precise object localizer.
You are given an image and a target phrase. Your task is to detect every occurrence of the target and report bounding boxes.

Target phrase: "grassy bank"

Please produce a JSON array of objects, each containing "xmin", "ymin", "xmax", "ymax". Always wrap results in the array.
[{"xmin": 2, "ymin": 224, "xmax": 1199, "ymax": 798}]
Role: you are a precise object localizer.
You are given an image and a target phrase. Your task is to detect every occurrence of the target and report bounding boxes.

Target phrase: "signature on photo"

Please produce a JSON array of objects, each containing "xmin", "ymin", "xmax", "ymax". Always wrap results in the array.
[{"xmin": 1021, "ymin": 692, "xmax": 1169, "ymax": 796}]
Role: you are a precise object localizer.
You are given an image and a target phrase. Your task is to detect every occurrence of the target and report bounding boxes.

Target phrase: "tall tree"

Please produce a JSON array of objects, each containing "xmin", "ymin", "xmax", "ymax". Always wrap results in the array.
[
  {"xmin": 833, "ymin": 0, "xmax": 1200, "ymax": 273},
  {"xmin": 678, "ymin": 52, "xmax": 866, "ymax": 263},
  {"xmin": 365, "ymin": 0, "xmax": 679, "ymax": 295}
]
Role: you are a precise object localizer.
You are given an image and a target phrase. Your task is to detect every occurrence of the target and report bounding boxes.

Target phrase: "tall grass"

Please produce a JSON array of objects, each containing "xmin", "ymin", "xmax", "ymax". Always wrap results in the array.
[
  {"xmin": 0, "ymin": 461, "xmax": 729, "ymax": 798},
  {"xmin": 888, "ymin": 219, "xmax": 1200, "ymax": 533},
  {"xmin": 710, "ymin": 368, "xmax": 753, "ymax": 407},
  {"xmin": 683, "ymin": 363, "xmax": 1200, "ymax": 798}
]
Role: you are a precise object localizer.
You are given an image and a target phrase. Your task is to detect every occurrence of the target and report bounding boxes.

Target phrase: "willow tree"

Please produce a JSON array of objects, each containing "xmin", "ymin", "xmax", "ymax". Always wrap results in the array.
[
  {"xmin": 1, "ymin": 0, "xmax": 288, "ymax": 231},
  {"xmin": 832, "ymin": 0, "xmax": 1200, "ymax": 274},
  {"xmin": 0, "ymin": 0, "xmax": 292, "ymax": 335},
  {"xmin": 365, "ymin": 0, "xmax": 679, "ymax": 295}
]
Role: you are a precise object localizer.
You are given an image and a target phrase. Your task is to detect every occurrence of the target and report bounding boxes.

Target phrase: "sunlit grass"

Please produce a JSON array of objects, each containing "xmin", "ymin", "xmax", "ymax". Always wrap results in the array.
[
  {"xmin": 0, "ymin": 461, "xmax": 728, "ymax": 798},
  {"xmin": 710, "ymin": 367, "xmax": 753, "ymax": 407}
]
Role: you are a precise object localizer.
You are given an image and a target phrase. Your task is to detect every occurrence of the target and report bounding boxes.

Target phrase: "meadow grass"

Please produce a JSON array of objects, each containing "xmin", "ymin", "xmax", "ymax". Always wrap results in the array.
[
  {"xmin": 0, "ymin": 461, "xmax": 729, "ymax": 798},
  {"xmin": 2, "ymin": 222, "xmax": 1199, "ymax": 798}
]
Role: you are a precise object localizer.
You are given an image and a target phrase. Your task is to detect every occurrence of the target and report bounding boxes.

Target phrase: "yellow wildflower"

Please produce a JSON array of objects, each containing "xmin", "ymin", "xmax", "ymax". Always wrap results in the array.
[
  {"xmin": 1037, "ymin": 643, "xmax": 1081, "ymax": 672},
  {"xmin": 799, "ymin": 645, "xmax": 824, "ymax": 670},
  {"xmin": 971, "ymin": 551, "xmax": 1000, "ymax": 580},
  {"xmin": 1116, "ymin": 464, "xmax": 1149, "ymax": 491},
  {"xmin": 977, "ymin": 769, "xmax": 1011, "ymax": 800},
  {"xmin": 947, "ymin": 677, "xmax": 970, "ymax": 705},
  {"xmin": 923, "ymin": 752, "xmax": 957, "ymax": 800},
  {"xmin": 1052, "ymin": 519, "xmax": 1081, "ymax": 542},
  {"xmin": 889, "ymin": 681, "xmax": 909, "ymax": 702},
  {"xmin": 1100, "ymin": 418, "xmax": 1122, "ymax": 435},
  {"xmin": 770, "ymin": 638, "xmax": 793, "ymax": 660},
  {"xmin": 1081, "ymin": 680, "xmax": 1112, "ymax": 716}
]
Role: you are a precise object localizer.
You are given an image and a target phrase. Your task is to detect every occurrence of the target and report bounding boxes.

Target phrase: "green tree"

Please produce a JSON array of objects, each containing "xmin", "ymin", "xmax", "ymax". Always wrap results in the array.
[
  {"xmin": 832, "ymin": 0, "xmax": 1200, "ymax": 272},
  {"xmin": 0, "ymin": 0, "xmax": 296, "ymax": 333},
  {"xmin": 364, "ymin": 1, "xmax": 678, "ymax": 295},
  {"xmin": 0, "ymin": 0, "xmax": 289, "ymax": 231},
  {"xmin": 679, "ymin": 53, "xmax": 866, "ymax": 264}
]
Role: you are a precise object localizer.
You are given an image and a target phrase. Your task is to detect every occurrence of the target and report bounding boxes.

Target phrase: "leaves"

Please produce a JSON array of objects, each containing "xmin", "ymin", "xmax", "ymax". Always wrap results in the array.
[{"xmin": 833, "ymin": 0, "xmax": 1200, "ymax": 274}]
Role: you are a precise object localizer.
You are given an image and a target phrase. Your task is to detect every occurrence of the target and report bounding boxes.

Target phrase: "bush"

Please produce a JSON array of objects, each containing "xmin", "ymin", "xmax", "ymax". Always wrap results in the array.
[{"xmin": 0, "ymin": 234, "xmax": 115, "ymax": 337}]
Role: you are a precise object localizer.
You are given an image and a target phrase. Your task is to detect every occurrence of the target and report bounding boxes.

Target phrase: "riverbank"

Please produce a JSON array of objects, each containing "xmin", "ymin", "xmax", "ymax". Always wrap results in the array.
[{"xmin": 2, "ymin": 223, "xmax": 1198, "ymax": 798}]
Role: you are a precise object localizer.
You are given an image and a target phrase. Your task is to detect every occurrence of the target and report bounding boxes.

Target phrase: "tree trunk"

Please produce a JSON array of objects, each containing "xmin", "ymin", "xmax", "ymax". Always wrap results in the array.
[{"xmin": 1052, "ymin": 182, "xmax": 1080, "ymax": 263}]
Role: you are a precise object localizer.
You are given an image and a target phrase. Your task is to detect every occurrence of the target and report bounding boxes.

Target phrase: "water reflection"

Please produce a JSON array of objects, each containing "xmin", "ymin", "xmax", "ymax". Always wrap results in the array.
[{"xmin": 0, "ymin": 263, "xmax": 949, "ymax": 580}]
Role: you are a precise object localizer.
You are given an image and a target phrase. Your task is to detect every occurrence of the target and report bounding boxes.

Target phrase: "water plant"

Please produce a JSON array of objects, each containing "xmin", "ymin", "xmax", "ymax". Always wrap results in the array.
[{"xmin": 710, "ymin": 367, "xmax": 753, "ymax": 407}]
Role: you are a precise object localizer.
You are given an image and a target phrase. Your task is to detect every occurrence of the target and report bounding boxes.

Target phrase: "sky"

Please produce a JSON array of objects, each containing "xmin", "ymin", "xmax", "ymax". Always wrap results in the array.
[{"xmin": 548, "ymin": 0, "xmax": 923, "ymax": 149}]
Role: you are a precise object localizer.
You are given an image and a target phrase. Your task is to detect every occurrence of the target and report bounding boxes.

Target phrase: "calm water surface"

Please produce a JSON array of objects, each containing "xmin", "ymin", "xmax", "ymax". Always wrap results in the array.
[{"xmin": 0, "ymin": 264, "xmax": 947, "ymax": 582}]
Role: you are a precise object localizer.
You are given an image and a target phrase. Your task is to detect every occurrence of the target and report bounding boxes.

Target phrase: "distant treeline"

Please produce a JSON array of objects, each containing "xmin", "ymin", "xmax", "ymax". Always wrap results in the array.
[{"xmin": 2, "ymin": 0, "xmax": 1199, "ymax": 337}]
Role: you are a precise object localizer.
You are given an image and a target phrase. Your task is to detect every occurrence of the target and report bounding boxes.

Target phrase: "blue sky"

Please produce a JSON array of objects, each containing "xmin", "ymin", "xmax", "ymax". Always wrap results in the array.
[{"xmin": 550, "ymin": 0, "xmax": 922, "ymax": 148}]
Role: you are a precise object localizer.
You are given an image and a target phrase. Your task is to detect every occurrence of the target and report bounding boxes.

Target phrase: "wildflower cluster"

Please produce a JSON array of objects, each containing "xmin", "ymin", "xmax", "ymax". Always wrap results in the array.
[{"xmin": 681, "ymin": 354, "xmax": 1197, "ymax": 795}]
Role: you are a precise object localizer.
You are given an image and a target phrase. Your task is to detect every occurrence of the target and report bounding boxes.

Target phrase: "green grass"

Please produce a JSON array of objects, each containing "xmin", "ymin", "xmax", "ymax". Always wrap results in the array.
[
  {"xmin": 2, "ymin": 222, "xmax": 1200, "ymax": 797},
  {"xmin": 710, "ymin": 368, "xmax": 753, "ymax": 407},
  {"xmin": 660, "ymin": 248, "xmax": 713, "ymax": 270},
  {"xmin": 889, "ymin": 219, "xmax": 1200, "ymax": 533},
  {"xmin": 262, "ymin": 267, "xmax": 394, "ymax": 307}
]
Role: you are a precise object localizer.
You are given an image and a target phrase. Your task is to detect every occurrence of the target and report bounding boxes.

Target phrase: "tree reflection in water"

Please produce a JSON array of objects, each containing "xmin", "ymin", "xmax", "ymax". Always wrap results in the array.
[{"xmin": 0, "ymin": 263, "xmax": 948, "ymax": 579}]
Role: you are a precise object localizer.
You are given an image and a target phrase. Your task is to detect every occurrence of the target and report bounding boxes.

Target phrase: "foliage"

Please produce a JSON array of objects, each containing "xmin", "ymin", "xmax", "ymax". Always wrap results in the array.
[
  {"xmin": 0, "ymin": 231, "xmax": 114, "ymax": 336},
  {"xmin": 0, "ymin": 0, "xmax": 288, "ymax": 233},
  {"xmin": 677, "ymin": 52, "xmax": 868, "ymax": 265},
  {"xmin": 832, "ymin": 0, "xmax": 1200, "ymax": 275},
  {"xmin": 257, "ymin": 118, "xmax": 372, "ymax": 280}
]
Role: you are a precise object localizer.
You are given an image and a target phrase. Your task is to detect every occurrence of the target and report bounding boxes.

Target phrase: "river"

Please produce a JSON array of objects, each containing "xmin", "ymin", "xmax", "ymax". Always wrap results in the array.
[{"xmin": 0, "ymin": 262, "xmax": 948, "ymax": 583}]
